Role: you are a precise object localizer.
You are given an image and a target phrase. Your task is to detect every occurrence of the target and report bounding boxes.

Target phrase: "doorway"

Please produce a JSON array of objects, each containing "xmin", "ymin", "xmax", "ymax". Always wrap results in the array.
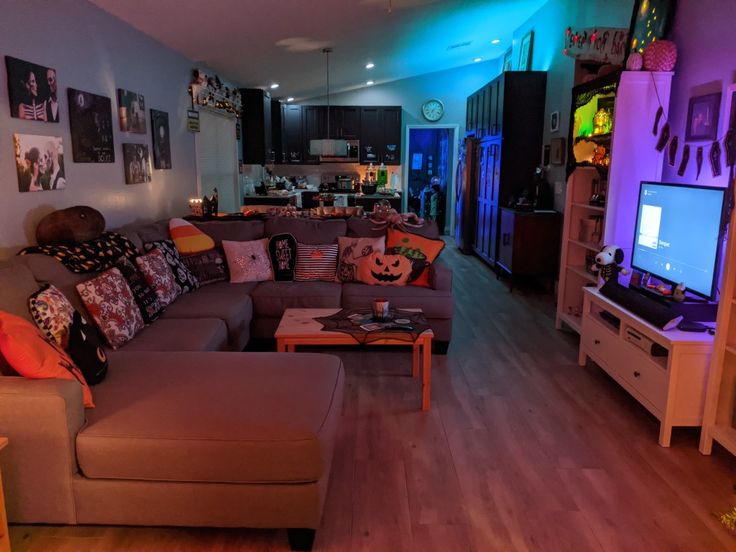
[
  {"xmin": 195, "ymin": 110, "xmax": 239, "ymax": 213},
  {"xmin": 403, "ymin": 125, "xmax": 459, "ymax": 235}
]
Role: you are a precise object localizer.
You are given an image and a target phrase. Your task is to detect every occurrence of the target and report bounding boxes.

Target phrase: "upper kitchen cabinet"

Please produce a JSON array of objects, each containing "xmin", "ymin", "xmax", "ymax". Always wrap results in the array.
[
  {"xmin": 328, "ymin": 106, "xmax": 361, "ymax": 139},
  {"xmin": 359, "ymin": 106, "xmax": 402, "ymax": 165},
  {"xmin": 281, "ymin": 104, "xmax": 303, "ymax": 164},
  {"xmin": 303, "ymin": 105, "xmax": 327, "ymax": 164},
  {"xmin": 240, "ymin": 88, "xmax": 273, "ymax": 164}
]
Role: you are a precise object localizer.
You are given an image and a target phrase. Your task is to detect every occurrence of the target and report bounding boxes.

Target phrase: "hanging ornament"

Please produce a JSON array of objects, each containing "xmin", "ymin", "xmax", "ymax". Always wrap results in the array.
[
  {"xmin": 656, "ymin": 122, "xmax": 671, "ymax": 152},
  {"xmin": 677, "ymin": 145, "xmax": 690, "ymax": 177},
  {"xmin": 668, "ymin": 136, "xmax": 679, "ymax": 167},
  {"xmin": 696, "ymin": 146, "xmax": 704, "ymax": 180},
  {"xmin": 711, "ymin": 141, "xmax": 723, "ymax": 177},
  {"xmin": 726, "ymin": 128, "xmax": 736, "ymax": 168},
  {"xmin": 652, "ymin": 106, "xmax": 664, "ymax": 136}
]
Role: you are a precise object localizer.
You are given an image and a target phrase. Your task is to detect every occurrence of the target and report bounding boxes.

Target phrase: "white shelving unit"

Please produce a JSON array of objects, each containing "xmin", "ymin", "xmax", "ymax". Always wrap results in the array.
[{"xmin": 556, "ymin": 71, "xmax": 673, "ymax": 334}]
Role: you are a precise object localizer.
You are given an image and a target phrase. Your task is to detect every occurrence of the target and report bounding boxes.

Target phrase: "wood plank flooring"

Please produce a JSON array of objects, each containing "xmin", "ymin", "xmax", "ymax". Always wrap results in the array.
[{"xmin": 9, "ymin": 244, "xmax": 736, "ymax": 551}]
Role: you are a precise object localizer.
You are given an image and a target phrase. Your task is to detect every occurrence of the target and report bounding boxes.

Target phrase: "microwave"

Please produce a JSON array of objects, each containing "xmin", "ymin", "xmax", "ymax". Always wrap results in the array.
[{"xmin": 320, "ymin": 139, "xmax": 360, "ymax": 163}]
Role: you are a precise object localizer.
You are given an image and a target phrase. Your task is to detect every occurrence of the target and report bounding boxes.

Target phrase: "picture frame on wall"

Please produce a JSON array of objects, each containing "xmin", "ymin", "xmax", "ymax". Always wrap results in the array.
[
  {"xmin": 123, "ymin": 143, "xmax": 152, "ymax": 184},
  {"xmin": 550, "ymin": 137, "xmax": 566, "ymax": 165},
  {"xmin": 550, "ymin": 111, "xmax": 560, "ymax": 133},
  {"xmin": 5, "ymin": 56, "xmax": 59, "ymax": 122},
  {"xmin": 68, "ymin": 88, "xmax": 115, "ymax": 162},
  {"xmin": 502, "ymin": 48, "xmax": 513, "ymax": 72},
  {"xmin": 117, "ymin": 89, "xmax": 146, "ymax": 134},
  {"xmin": 725, "ymin": 83, "xmax": 736, "ymax": 169},
  {"xmin": 518, "ymin": 31, "xmax": 534, "ymax": 71},
  {"xmin": 150, "ymin": 109, "xmax": 172, "ymax": 169},
  {"xmin": 686, "ymin": 93, "xmax": 722, "ymax": 142},
  {"xmin": 627, "ymin": 0, "xmax": 677, "ymax": 56},
  {"xmin": 13, "ymin": 133, "xmax": 65, "ymax": 192}
]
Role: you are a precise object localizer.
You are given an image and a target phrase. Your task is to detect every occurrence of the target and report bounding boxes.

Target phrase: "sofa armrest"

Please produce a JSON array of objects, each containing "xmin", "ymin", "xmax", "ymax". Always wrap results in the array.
[
  {"xmin": 430, "ymin": 261, "xmax": 453, "ymax": 291},
  {"xmin": 0, "ymin": 377, "xmax": 85, "ymax": 523}
]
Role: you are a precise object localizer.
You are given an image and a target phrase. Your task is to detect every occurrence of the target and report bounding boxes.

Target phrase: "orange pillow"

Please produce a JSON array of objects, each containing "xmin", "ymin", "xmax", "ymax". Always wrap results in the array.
[
  {"xmin": 0, "ymin": 311, "xmax": 94, "ymax": 408},
  {"xmin": 169, "ymin": 218, "xmax": 215, "ymax": 254},
  {"xmin": 385, "ymin": 228, "xmax": 445, "ymax": 287}
]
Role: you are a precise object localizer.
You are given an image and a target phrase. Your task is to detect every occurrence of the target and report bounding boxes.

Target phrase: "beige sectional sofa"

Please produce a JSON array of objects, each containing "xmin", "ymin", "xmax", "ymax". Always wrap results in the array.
[{"xmin": 0, "ymin": 215, "xmax": 453, "ymax": 551}]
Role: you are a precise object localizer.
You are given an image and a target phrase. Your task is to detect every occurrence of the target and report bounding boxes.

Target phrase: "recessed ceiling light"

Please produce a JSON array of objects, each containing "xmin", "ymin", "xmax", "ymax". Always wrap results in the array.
[
  {"xmin": 474, "ymin": 57, "xmax": 482, "ymax": 62},
  {"xmin": 270, "ymin": 83, "xmax": 280, "ymax": 89},
  {"xmin": 286, "ymin": 97, "xmax": 294, "ymax": 102},
  {"xmin": 365, "ymin": 62, "xmax": 375, "ymax": 69},
  {"xmin": 366, "ymin": 80, "xmax": 375, "ymax": 86},
  {"xmin": 491, "ymin": 39, "xmax": 501, "ymax": 45}
]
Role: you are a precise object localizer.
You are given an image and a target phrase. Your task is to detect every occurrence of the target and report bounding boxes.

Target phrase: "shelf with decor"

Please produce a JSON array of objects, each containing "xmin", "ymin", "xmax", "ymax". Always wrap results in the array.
[
  {"xmin": 556, "ymin": 71, "xmax": 673, "ymax": 335},
  {"xmin": 700, "ymin": 210, "xmax": 736, "ymax": 456}
]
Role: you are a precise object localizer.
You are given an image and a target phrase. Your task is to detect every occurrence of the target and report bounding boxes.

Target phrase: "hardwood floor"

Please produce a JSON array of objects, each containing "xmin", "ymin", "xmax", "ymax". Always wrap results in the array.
[{"xmin": 9, "ymin": 245, "xmax": 736, "ymax": 551}]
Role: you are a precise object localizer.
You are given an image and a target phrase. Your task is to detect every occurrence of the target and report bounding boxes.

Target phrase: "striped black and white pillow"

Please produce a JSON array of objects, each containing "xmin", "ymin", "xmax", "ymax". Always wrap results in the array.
[{"xmin": 294, "ymin": 243, "xmax": 338, "ymax": 282}]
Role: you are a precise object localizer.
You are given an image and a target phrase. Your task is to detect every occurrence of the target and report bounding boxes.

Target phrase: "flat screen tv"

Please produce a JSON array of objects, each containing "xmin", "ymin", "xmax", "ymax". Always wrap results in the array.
[{"xmin": 631, "ymin": 181, "xmax": 726, "ymax": 300}]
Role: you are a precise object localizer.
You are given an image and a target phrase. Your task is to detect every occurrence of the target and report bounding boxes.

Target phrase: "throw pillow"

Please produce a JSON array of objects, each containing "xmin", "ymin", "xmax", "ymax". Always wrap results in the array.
[
  {"xmin": 144, "ymin": 240, "xmax": 200, "ymax": 293},
  {"xmin": 76, "ymin": 268, "xmax": 144, "ymax": 349},
  {"xmin": 223, "ymin": 239, "xmax": 273, "ymax": 283},
  {"xmin": 357, "ymin": 252, "xmax": 413, "ymax": 286},
  {"xmin": 385, "ymin": 228, "xmax": 445, "ymax": 288},
  {"xmin": 295, "ymin": 243, "xmax": 339, "ymax": 282},
  {"xmin": 268, "ymin": 233, "xmax": 297, "ymax": 282},
  {"xmin": 135, "ymin": 249, "xmax": 181, "ymax": 308},
  {"xmin": 28, "ymin": 284, "xmax": 75, "ymax": 346},
  {"xmin": 181, "ymin": 249, "xmax": 228, "ymax": 285},
  {"xmin": 336, "ymin": 236, "xmax": 385, "ymax": 283},
  {"xmin": 0, "ymin": 310, "xmax": 94, "ymax": 408},
  {"xmin": 115, "ymin": 256, "xmax": 164, "ymax": 324},
  {"xmin": 169, "ymin": 218, "xmax": 215, "ymax": 254},
  {"xmin": 67, "ymin": 310, "xmax": 108, "ymax": 385}
]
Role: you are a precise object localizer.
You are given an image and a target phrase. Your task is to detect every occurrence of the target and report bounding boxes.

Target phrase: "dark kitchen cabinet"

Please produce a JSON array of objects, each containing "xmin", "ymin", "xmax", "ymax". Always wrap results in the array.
[
  {"xmin": 466, "ymin": 71, "xmax": 547, "ymax": 267},
  {"xmin": 328, "ymin": 106, "xmax": 361, "ymax": 139},
  {"xmin": 302, "ymin": 106, "xmax": 327, "ymax": 164},
  {"xmin": 240, "ymin": 88, "xmax": 273, "ymax": 164},
  {"xmin": 271, "ymin": 100, "xmax": 282, "ymax": 164},
  {"xmin": 281, "ymin": 104, "xmax": 303, "ymax": 164},
  {"xmin": 359, "ymin": 106, "xmax": 402, "ymax": 165}
]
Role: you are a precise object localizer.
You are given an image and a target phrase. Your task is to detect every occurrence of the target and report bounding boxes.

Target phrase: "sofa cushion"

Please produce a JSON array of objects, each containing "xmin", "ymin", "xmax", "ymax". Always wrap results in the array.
[
  {"xmin": 116, "ymin": 318, "xmax": 228, "ymax": 352},
  {"xmin": 180, "ymin": 249, "xmax": 228, "ymax": 286},
  {"xmin": 136, "ymin": 249, "xmax": 181, "ymax": 308},
  {"xmin": 28, "ymin": 284, "xmax": 76, "ymax": 345},
  {"xmin": 143, "ymin": 240, "xmax": 199, "ymax": 294},
  {"xmin": 192, "ymin": 220, "xmax": 265, "ymax": 246},
  {"xmin": 14, "ymin": 253, "xmax": 89, "ymax": 315},
  {"xmin": 169, "ymin": 218, "xmax": 215, "ymax": 254},
  {"xmin": 160, "ymin": 286, "xmax": 253, "ymax": 350},
  {"xmin": 295, "ymin": 243, "xmax": 338, "ymax": 282},
  {"xmin": 77, "ymin": 351, "xmax": 344, "ymax": 484},
  {"xmin": 115, "ymin": 256, "xmax": 163, "ymax": 324},
  {"xmin": 265, "ymin": 217, "xmax": 346, "ymax": 244},
  {"xmin": 134, "ymin": 220, "xmax": 170, "ymax": 244},
  {"xmin": 347, "ymin": 217, "xmax": 440, "ymax": 240},
  {"xmin": 223, "ymin": 239, "xmax": 273, "ymax": 283},
  {"xmin": 0, "ymin": 261, "xmax": 39, "ymax": 321},
  {"xmin": 251, "ymin": 281, "xmax": 342, "ymax": 318},
  {"xmin": 341, "ymin": 282, "xmax": 453, "ymax": 319}
]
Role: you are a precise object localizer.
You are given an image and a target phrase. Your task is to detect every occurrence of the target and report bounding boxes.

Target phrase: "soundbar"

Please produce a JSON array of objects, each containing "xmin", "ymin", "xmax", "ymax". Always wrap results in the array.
[{"xmin": 599, "ymin": 282, "xmax": 684, "ymax": 331}]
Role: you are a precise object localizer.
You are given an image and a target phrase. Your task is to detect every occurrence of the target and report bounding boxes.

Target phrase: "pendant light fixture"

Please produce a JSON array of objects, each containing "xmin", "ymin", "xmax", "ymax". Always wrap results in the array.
[{"xmin": 309, "ymin": 48, "xmax": 348, "ymax": 157}]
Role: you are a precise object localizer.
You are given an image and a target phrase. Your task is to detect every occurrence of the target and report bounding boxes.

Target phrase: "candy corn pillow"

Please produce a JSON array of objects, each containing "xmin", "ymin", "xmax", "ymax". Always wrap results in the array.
[{"xmin": 169, "ymin": 218, "xmax": 215, "ymax": 254}]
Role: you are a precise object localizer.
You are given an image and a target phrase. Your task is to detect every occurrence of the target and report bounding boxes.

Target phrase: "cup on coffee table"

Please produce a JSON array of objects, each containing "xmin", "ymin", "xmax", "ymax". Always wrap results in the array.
[{"xmin": 372, "ymin": 298, "xmax": 390, "ymax": 321}]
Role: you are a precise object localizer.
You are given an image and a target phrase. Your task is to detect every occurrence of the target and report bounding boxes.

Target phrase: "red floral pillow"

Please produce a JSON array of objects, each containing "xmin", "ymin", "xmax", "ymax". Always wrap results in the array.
[
  {"xmin": 135, "ymin": 248, "xmax": 181, "ymax": 307},
  {"xmin": 76, "ymin": 268, "xmax": 144, "ymax": 349}
]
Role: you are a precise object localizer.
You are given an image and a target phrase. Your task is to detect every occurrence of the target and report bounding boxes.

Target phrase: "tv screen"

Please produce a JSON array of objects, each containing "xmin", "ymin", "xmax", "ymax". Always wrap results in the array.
[{"xmin": 632, "ymin": 182, "xmax": 725, "ymax": 299}]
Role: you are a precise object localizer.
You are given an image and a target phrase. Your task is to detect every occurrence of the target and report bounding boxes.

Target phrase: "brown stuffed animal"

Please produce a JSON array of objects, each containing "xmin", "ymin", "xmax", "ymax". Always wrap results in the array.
[{"xmin": 36, "ymin": 206, "xmax": 106, "ymax": 245}]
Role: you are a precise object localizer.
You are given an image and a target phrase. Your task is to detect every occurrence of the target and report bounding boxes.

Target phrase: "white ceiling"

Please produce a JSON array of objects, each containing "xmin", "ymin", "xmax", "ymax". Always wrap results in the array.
[{"xmin": 89, "ymin": 0, "xmax": 547, "ymax": 100}]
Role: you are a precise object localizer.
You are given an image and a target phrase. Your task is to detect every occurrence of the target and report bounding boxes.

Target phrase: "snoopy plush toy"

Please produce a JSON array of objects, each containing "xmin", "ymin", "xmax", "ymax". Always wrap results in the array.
[{"xmin": 591, "ymin": 244, "xmax": 630, "ymax": 287}]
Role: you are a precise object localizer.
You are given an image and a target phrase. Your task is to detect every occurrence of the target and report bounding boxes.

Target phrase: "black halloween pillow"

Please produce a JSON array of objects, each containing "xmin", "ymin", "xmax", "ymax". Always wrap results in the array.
[
  {"xmin": 268, "ymin": 233, "xmax": 297, "ymax": 282},
  {"xmin": 115, "ymin": 256, "xmax": 164, "ymax": 324},
  {"xmin": 66, "ymin": 311, "xmax": 108, "ymax": 385}
]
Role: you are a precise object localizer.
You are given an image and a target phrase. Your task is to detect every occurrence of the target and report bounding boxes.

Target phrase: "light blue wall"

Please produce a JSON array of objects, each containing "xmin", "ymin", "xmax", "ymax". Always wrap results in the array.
[{"xmin": 0, "ymin": 0, "xmax": 198, "ymax": 256}]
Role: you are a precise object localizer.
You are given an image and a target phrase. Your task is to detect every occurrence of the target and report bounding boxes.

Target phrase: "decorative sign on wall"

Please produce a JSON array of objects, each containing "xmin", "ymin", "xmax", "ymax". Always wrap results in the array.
[
  {"xmin": 13, "ymin": 133, "xmax": 65, "ymax": 192},
  {"xmin": 117, "ymin": 89, "xmax": 146, "ymax": 134},
  {"xmin": 68, "ymin": 88, "xmax": 114, "ymax": 163},
  {"xmin": 122, "ymin": 143, "xmax": 151, "ymax": 184},
  {"xmin": 186, "ymin": 109, "xmax": 200, "ymax": 132},
  {"xmin": 151, "ymin": 109, "xmax": 171, "ymax": 169},
  {"xmin": 563, "ymin": 27, "xmax": 628, "ymax": 65}
]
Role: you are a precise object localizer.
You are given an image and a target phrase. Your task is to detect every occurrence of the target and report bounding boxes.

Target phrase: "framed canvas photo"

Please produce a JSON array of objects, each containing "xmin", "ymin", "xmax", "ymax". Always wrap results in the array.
[
  {"xmin": 550, "ymin": 111, "xmax": 560, "ymax": 133},
  {"xmin": 686, "ymin": 93, "xmax": 722, "ymax": 142},
  {"xmin": 117, "ymin": 89, "xmax": 146, "ymax": 133},
  {"xmin": 123, "ymin": 143, "xmax": 151, "ymax": 184},
  {"xmin": 151, "ymin": 109, "xmax": 172, "ymax": 169},
  {"xmin": 502, "ymin": 48, "xmax": 513, "ymax": 72},
  {"xmin": 628, "ymin": 0, "xmax": 677, "ymax": 55},
  {"xmin": 518, "ymin": 31, "xmax": 534, "ymax": 71},
  {"xmin": 550, "ymin": 137, "xmax": 566, "ymax": 165},
  {"xmin": 725, "ymin": 83, "xmax": 736, "ymax": 169},
  {"xmin": 13, "ymin": 134, "xmax": 65, "ymax": 192},
  {"xmin": 68, "ymin": 88, "xmax": 114, "ymax": 162},
  {"xmin": 5, "ymin": 56, "xmax": 59, "ymax": 122}
]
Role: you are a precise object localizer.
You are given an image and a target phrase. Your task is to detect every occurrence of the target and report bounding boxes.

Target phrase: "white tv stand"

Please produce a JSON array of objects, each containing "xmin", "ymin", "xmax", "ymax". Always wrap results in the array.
[{"xmin": 579, "ymin": 287, "xmax": 713, "ymax": 446}]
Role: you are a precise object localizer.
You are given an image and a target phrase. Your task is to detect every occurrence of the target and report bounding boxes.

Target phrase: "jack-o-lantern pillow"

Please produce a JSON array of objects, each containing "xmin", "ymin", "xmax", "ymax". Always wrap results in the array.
[{"xmin": 357, "ymin": 252, "xmax": 413, "ymax": 286}]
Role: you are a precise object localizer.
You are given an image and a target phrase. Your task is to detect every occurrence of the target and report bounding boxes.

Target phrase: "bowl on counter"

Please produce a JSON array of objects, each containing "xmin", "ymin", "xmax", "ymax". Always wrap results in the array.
[{"xmin": 361, "ymin": 184, "xmax": 377, "ymax": 195}]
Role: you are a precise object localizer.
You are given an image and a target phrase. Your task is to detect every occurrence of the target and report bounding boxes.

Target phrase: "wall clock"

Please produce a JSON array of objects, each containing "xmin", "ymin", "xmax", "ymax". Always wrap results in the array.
[{"xmin": 421, "ymin": 99, "xmax": 444, "ymax": 122}]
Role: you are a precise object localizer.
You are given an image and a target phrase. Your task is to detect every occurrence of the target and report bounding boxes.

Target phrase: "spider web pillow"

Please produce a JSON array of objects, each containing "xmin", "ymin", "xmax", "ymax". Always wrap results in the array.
[{"xmin": 222, "ymin": 239, "xmax": 273, "ymax": 283}]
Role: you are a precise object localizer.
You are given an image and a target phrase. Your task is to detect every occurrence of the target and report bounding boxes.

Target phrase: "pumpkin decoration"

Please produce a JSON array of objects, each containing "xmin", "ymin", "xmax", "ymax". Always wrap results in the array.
[
  {"xmin": 36, "ymin": 205, "xmax": 105, "ymax": 246},
  {"xmin": 358, "ymin": 252, "xmax": 413, "ymax": 286}
]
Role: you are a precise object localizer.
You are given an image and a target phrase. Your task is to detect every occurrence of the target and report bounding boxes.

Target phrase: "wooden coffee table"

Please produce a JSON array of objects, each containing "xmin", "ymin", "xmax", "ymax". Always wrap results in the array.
[{"xmin": 275, "ymin": 308, "xmax": 434, "ymax": 411}]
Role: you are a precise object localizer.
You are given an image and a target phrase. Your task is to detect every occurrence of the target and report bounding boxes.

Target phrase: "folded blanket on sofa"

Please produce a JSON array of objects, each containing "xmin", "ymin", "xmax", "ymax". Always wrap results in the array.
[{"xmin": 18, "ymin": 232, "xmax": 139, "ymax": 274}]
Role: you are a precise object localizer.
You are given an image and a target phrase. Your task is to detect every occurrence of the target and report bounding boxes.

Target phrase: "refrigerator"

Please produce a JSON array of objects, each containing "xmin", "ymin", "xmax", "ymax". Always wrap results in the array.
[{"xmin": 454, "ymin": 137, "xmax": 479, "ymax": 254}]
